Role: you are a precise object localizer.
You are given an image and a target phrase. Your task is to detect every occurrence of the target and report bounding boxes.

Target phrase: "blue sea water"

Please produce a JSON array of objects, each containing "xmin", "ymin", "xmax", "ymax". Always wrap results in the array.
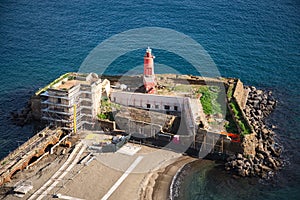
[{"xmin": 0, "ymin": 0, "xmax": 299, "ymax": 199}]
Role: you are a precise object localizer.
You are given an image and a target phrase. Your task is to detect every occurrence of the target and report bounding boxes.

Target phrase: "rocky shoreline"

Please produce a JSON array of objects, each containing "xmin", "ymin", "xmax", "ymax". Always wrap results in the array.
[
  {"xmin": 225, "ymin": 86, "xmax": 283, "ymax": 178},
  {"xmin": 10, "ymin": 101, "xmax": 33, "ymax": 126}
]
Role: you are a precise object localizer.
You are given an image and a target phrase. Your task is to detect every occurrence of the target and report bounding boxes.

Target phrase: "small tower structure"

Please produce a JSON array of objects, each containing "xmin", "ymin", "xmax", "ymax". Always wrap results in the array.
[{"xmin": 143, "ymin": 47, "xmax": 156, "ymax": 93}]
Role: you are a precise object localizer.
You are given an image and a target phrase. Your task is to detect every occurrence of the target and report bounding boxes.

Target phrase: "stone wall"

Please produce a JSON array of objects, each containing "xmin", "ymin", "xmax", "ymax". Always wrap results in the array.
[
  {"xmin": 241, "ymin": 133, "xmax": 258, "ymax": 156},
  {"xmin": 30, "ymin": 95, "xmax": 41, "ymax": 120},
  {"xmin": 114, "ymin": 115, "xmax": 162, "ymax": 138},
  {"xmin": 97, "ymin": 119, "xmax": 116, "ymax": 130},
  {"xmin": 0, "ymin": 127, "xmax": 63, "ymax": 185},
  {"xmin": 233, "ymin": 79, "xmax": 249, "ymax": 110}
]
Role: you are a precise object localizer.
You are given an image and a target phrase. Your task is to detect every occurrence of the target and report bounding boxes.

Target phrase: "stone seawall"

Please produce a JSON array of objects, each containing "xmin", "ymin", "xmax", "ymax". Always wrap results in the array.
[{"xmin": 225, "ymin": 87, "xmax": 282, "ymax": 178}]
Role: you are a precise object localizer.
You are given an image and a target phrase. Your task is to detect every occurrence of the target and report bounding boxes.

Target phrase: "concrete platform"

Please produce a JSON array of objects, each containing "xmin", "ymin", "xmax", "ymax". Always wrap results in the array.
[{"xmin": 117, "ymin": 143, "xmax": 141, "ymax": 156}]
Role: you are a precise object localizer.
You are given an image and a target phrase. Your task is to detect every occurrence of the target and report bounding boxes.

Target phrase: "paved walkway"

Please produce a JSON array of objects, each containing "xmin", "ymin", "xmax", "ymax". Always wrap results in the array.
[
  {"xmin": 101, "ymin": 156, "xmax": 143, "ymax": 200},
  {"xmin": 28, "ymin": 142, "xmax": 85, "ymax": 200}
]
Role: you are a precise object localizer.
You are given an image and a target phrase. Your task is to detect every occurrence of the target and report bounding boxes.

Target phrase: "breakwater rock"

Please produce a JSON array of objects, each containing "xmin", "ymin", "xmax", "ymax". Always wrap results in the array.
[
  {"xmin": 225, "ymin": 86, "xmax": 283, "ymax": 178},
  {"xmin": 10, "ymin": 101, "xmax": 33, "ymax": 126}
]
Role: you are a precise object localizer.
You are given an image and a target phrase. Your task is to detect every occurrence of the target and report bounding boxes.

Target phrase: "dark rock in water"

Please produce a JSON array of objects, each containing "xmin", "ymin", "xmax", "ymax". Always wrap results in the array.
[
  {"xmin": 269, "ymin": 146, "xmax": 280, "ymax": 157},
  {"xmin": 256, "ymin": 90, "xmax": 263, "ymax": 95},
  {"xmin": 225, "ymin": 162, "xmax": 230, "ymax": 167},
  {"xmin": 238, "ymin": 168, "xmax": 246, "ymax": 177},
  {"xmin": 261, "ymin": 165, "xmax": 272, "ymax": 172},
  {"xmin": 225, "ymin": 166, "xmax": 231, "ymax": 171},
  {"xmin": 231, "ymin": 160, "xmax": 237, "ymax": 167},
  {"xmin": 254, "ymin": 96, "xmax": 262, "ymax": 101},
  {"xmin": 232, "ymin": 174, "xmax": 240, "ymax": 179},
  {"xmin": 268, "ymin": 100, "xmax": 276, "ymax": 106},
  {"xmin": 11, "ymin": 101, "xmax": 33, "ymax": 126}
]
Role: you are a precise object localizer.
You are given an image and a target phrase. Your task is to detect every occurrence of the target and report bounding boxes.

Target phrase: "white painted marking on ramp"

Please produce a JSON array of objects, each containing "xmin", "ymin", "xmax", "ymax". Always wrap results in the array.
[
  {"xmin": 101, "ymin": 156, "xmax": 143, "ymax": 200},
  {"xmin": 117, "ymin": 144, "xmax": 141, "ymax": 156},
  {"xmin": 54, "ymin": 193, "xmax": 85, "ymax": 200}
]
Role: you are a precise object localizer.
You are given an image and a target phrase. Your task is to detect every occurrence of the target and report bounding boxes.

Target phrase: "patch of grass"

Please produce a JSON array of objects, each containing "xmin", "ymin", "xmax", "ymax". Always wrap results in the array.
[
  {"xmin": 35, "ymin": 72, "xmax": 71, "ymax": 95},
  {"xmin": 238, "ymin": 121, "xmax": 251, "ymax": 135},
  {"xmin": 197, "ymin": 86, "xmax": 222, "ymax": 115},
  {"xmin": 173, "ymin": 84, "xmax": 192, "ymax": 92},
  {"xmin": 229, "ymin": 101, "xmax": 252, "ymax": 135},
  {"xmin": 227, "ymin": 84, "xmax": 234, "ymax": 100},
  {"xmin": 230, "ymin": 102, "xmax": 239, "ymax": 119}
]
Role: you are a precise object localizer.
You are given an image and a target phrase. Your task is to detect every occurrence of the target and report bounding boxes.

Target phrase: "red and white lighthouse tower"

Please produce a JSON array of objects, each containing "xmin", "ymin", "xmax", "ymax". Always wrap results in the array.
[{"xmin": 143, "ymin": 47, "xmax": 156, "ymax": 94}]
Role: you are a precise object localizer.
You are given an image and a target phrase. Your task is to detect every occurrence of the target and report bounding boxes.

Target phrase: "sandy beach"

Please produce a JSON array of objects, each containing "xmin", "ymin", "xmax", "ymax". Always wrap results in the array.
[{"xmin": 0, "ymin": 136, "xmax": 197, "ymax": 200}]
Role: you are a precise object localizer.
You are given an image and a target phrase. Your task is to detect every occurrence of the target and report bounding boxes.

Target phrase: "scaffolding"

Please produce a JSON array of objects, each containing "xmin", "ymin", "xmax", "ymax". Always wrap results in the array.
[{"xmin": 40, "ymin": 73, "xmax": 102, "ymax": 133}]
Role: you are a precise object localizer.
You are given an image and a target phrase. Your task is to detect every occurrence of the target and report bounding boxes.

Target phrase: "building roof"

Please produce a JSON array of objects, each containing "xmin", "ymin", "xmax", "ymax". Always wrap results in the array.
[{"xmin": 55, "ymin": 80, "xmax": 87, "ymax": 90}]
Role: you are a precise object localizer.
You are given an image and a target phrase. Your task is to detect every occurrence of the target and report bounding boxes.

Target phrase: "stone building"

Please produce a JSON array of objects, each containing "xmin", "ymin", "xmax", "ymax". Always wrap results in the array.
[
  {"xmin": 110, "ymin": 90, "xmax": 208, "ymax": 136},
  {"xmin": 40, "ymin": 73, "xmax": 103, "ymax": 132}
]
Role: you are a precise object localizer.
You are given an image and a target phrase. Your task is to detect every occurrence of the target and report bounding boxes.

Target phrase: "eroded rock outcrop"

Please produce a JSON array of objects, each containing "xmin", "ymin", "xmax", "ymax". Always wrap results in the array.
[{"xmin": 11, "ymin": 101, "xmax": 33, "ymax": 126}]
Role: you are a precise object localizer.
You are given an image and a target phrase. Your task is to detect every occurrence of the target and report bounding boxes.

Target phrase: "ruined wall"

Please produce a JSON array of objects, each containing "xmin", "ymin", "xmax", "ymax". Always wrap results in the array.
[
  {"xmin": 0, "ymin": 128, "xmax": 63, "ymax": 186},
  {"xmin": 30, "ymin": 95, "xmax": 41, "ymax": 120},
  {"xmin": 233, "ymin": 79, "xmax": 249, "ymax": 110},
  {"xmin": 91, "ymin": 80, "xmax": 102, "ymax": 117},
  {"xmin": 114, "ymin": 115, "xmax": 162, "ymax": 138},
  {"xmin": 94, "ymin": 119, "xmax": 116, "ymax": 131},
  {"xmin": 241, "ymin": 133, "xmax": 258, "ymax": 156}
]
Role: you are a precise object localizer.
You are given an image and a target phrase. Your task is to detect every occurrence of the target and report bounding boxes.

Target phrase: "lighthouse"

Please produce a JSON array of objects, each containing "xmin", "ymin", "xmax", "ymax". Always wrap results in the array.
[{"xmin": 143, "ymin": 47, "xmax": 156, "ymax": 94}]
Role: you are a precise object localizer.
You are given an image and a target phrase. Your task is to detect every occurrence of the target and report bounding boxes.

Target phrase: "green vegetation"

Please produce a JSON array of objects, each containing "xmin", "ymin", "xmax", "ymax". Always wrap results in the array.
[
  {"xmin": 97, "ymin": 97, "xmax": 114, "ymax": 121},
  {"xmin": 230, "ymin": 102, "xmax": 239, "ymax": 116},
  {"xmin": 227, "ymin": 84, "xmax": 234, "ymax": 100},
  {"xmin": 97, "ymin": 113, "xmax": 107, "ymax": 119},
  {"xmin": 68, "ymin": 75, "xmax": 75, "ymax": 80},
  {"xmin": 35, "ymin": 72, "xmax": 71, "ymax": 95},
  {"xmin": 111, "ymin": 102, "xmax": 121, "ymax": 110},
  {"xmin": 97, "ymin": 112, "xmax": 113, "ymax": 121},
  {"xmin": 197, "ymin": 86, "xmax": 222, "ymax": 115},
  {"xmin": 173, "ymin": 84, "xmax": 192, "ymax": 92},
  {"xmin": 225, "ymin": 81, "xmax": 251, "ymax": 136},
  {"xmin": 224, "ymin": 111, "xmax": 238, "ymax": 133},
  {"xmin": 1, "ymin": 161, "xmax": 7, "ymax": 166},
  {"xmin": 229, "ymin": 101, "xmax": 252, "ymax": 135}
]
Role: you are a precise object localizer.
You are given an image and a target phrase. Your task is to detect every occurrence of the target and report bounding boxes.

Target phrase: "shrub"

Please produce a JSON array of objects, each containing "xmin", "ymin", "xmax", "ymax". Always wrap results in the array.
[{"xmin": 98, "ymin": 113, "xmax": 107, "ymax": 120}]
